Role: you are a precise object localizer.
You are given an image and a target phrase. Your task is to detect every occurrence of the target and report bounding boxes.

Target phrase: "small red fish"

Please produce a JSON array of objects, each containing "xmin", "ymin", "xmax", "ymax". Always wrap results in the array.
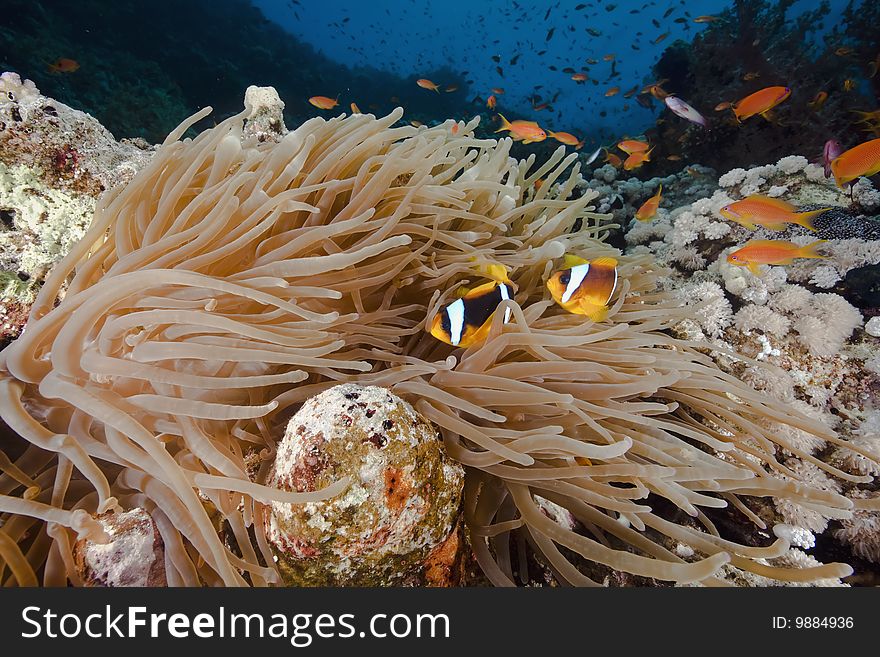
[
  {"xmin": 495, "ymin": 114, "xmax": 546, "ymax": 144},
  {"xmin": 417, "ymin": 78, "xmax": 440, "ymax": 92},
  {"xmin": 309, "ymin": 95, "xmax": 339, "ymax": 110},
  {"xmin": 831, "ymin": 138, "xmax": 880, "ymax": 188},
  {"xmin": 48, "ymin": 58, "xmax": 79, "ymax": 73},
  {"xmin": 727, "ymin": 240, "xmax": 827, "ymax": 275},
  {"xmin": 733, "ymin": 86, "xmax": 791, "ymax": 121},
  {"xmin": 635, "ymin": 185, "xmax": 663, "ymax": 222},
  {"xmin": 487, "ymin": 94, "xmax": 497, "ymax": 109},
  {"xmin": 547, "ymin": 130, "xmax": 580, "ymax": 146}
]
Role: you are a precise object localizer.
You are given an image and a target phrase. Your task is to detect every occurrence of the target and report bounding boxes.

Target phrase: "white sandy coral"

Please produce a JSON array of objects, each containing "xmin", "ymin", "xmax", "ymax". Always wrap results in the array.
[
  {"xmin": 733, "ymin": 304, "xmax": 790, "ymax": 338},
  {"xmin": 773, "ymin": 459, "xmax": 843, "ymax": 533},
  {"xmin": 0, "ymin": 71, "xmax": 40, "ymax": 104},
  {"xmin": 673, "ymin": 281, "xmax": 732, "ymax": 337},
  {"xmin": 792, "ymin": 293, "xmax": 862, "ymax": 358},
  {"xmin": 831, "ymin": 412, "xmax": 880, "ymax": 477},
  {"xmin": 832, "ymin": 491, "xmax": 880, "ymax": 563}
]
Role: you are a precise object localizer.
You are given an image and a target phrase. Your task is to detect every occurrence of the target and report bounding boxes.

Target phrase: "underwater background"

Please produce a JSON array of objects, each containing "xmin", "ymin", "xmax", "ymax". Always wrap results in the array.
[
  {"xmin": 1, "ymin": 0, "xmax": 880, "ymax": 588},
  {"xmin": 1, "ymin": 0, "xmax": 878, "ymax": 175}
]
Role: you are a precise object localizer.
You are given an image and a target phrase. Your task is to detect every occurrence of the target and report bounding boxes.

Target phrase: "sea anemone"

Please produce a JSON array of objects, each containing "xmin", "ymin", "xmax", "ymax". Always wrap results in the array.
[{"xmin": 1, "ymin": 97, "xmax": 877, "ymax": 587}]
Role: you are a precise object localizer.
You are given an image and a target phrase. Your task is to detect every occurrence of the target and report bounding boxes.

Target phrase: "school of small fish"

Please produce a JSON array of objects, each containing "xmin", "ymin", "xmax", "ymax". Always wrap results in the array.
[{"xmin": 283, "ymin": 2, "xmax": 880, "ymax": 349}]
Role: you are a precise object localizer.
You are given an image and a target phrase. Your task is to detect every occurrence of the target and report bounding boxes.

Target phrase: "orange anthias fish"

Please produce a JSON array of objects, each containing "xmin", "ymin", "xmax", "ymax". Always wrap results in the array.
[
  {"xmin": 571, "ymin": 73, "xmax": 588, "ymax": 82},
  {"xmin": 604, "ymin": 150, "xmax": 623, "ymax": 168},
  {"xmin": 492, "ymin": 87, "xmax": 505, "ymax": 95},
  {"xmin": 732, "ymin": 86, "xmax": 791, "ymax": 121},
  {"xmin": 694, "ymin": 15, "xmax": 719, "ymax": 23},
  {"xmin": 808, "ymin": 91, "xmax": 828, "ymax": 110},
  {"xmin": 831, "ymin": 138, "xmax": 880, "ymax": 187},
  {"xmin": 715, "ymin": 101, "xmax": 732, "ymax": 112},
  {"xmin": 445, "ymin": 85, "xmax": 459, "ymax": 93},
  {"xmin": 635, "ymin": 185, "xmax": 663, "ymax": 222},
  {"xmin": 417, "ymin": 78, "xmax": 440, "ymax": 92},
  {"xmin": 430, "ymin": 268, "xmax": 513, "ymax": 347},
  {"xmin": 623, "ymin": 148, "xmax": 652, "ymax": 170},
  {"xmin": 719, "ymin": 195, "xmax": 827, "ymax": 231},
  {"xmin": 648, "ymin": 84, "xmax": 669, "ymax": 100},
  {"xmin": 487, "ymin": 94, "xmax": 497, "ymax": 109},
  {"xmin": 548, "ymin": 130, "xmax": 580, "ymax": 146},
  {"xmin": 617, "ymin": 139, "xmax": 649, "ymax": 154},
  {"xmin": 48, "ymin": 58, "xmax": 79, "ymax": 73},
  {"xmin": 546, "ymin": 255, "xmax": 619, "ymax": 322},
  {"xmin": 727, "ymin": 240, "xmax": 827, "ymax": 275},
  {"xmin": 309, "ymin": 95, "xmax": 339, "ymax": 110},
  {"xmin": 495, "ymin": 114, "xmax": 546, "ymax": 144},
  {"xmin": 605, "ymin": 86, "xmax": 620, "ymax": 97}
]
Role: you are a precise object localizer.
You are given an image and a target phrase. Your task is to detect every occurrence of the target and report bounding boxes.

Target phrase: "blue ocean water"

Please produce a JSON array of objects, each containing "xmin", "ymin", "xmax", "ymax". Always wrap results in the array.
[{"xmin": 253, "ymin": 0, "xmax": 851, "ymax": 143}]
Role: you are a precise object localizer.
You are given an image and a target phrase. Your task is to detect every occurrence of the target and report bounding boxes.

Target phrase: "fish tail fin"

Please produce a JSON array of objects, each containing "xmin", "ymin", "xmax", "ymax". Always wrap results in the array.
[
  {"xmin": 794, "ymin": 209, "xmax": 829, "ymax": 232},
  {"xmin": 799, "ymin": 239, "xmax": 828, "ymax": 259},
  {"xmin": 495, "ymin": 113, "xmax": 511, "ymax": 133}
]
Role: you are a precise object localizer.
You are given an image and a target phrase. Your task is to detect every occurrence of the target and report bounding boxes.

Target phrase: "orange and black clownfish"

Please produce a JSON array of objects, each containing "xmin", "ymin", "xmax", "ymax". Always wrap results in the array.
[
  {"xmin": 430, "ymin": 267, "xmax": 513, "ymax": 347},
  {"xmin": 546, "ymin": 255, "xmax": 619, "ymax": 322}
]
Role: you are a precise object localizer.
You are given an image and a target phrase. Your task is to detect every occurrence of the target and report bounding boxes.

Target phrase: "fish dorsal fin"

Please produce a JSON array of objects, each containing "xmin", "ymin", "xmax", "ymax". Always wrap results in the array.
[
  {"xmin": 744, "ymin": 239, "xmax": 791, "ymax": 249},
  {"xmin": 590, "ymin": 256, "xmax": 619, "ymax": 268},
  {"xmin": 464, "ymin": 280, "xmax": 499, "ymax": 298},
  {"xmin": 563, "ymin": 254, "xmax": 588, "ymax": 268},
  {"xmin": 473, "ymin": 262, "xmax": 510, "ymax": 283},
  {"xmin": 745, "ymin": 195, "xmax": 796, "ymax": 212}
]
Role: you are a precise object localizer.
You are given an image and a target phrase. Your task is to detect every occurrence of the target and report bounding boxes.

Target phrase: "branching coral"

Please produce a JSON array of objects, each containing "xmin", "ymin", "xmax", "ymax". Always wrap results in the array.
[{"xmin": 1, "ymin": 94, "xmax": 877, "ymax": 588}]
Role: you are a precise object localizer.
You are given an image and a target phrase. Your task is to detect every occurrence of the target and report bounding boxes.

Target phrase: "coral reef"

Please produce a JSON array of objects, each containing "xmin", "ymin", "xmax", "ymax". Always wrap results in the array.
[
  {"xmin": 625, "ymin": 153, "xmax": 880, "ymax": 578},
  {"xmin": 646, "ymin": 0, "xmax": 878, "ymax": 176},
  {"xmin": 0, "ymin": 83, "xmax": 878, "ymax": 590}
]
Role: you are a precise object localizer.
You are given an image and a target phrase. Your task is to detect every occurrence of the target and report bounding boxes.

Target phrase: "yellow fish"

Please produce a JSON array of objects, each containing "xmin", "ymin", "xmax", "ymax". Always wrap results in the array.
[
  {"xmin": 546, "ymin": 255, "xmax": 619, "ymax": 321},
  {"xmin": 430, "ymin": 265, "xmax": 513, "ymax": 347}
]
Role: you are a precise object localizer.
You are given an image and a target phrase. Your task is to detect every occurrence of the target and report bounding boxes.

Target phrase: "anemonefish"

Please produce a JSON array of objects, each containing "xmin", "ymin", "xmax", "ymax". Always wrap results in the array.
[
  {"xmin": 430, "ymin": 277, "xmax": 513, "ymax": 348},
  {"xmin": 546, "ymin": 255, "xmax": 619, "ymax": 322}
]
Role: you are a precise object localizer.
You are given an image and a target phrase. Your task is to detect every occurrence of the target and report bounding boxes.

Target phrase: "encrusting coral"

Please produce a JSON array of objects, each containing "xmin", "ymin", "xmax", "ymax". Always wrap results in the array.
[{"xmin": 1, "ymin": 86, "xmax": 878, "ymax": 589}]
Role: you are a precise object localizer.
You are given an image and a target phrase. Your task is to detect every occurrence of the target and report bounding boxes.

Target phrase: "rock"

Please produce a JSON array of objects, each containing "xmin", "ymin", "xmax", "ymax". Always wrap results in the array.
[
  {"xmin": 73, "ymin": 508, "xmax": 167, "ymax": 587},
  {"xmin": 243, "ymin": 85, "xmax": 287, "ymax": 142},
  {"xmin": 0, "ymin": 72, "xmax": 154, "ymax": 344},
  {"xmin": 265, "ymin": 383, "xmax": 465, "ymax": 586}
]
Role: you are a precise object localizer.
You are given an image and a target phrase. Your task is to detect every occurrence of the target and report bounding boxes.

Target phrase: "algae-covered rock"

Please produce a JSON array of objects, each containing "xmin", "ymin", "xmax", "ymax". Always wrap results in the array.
[
  {"xmin": 265, "ymin": 383, "xmax": 465, "ymax": 586},
  {"xmin": 72, "ymin": 508, "xmax": 167, "ymax": 587}
]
